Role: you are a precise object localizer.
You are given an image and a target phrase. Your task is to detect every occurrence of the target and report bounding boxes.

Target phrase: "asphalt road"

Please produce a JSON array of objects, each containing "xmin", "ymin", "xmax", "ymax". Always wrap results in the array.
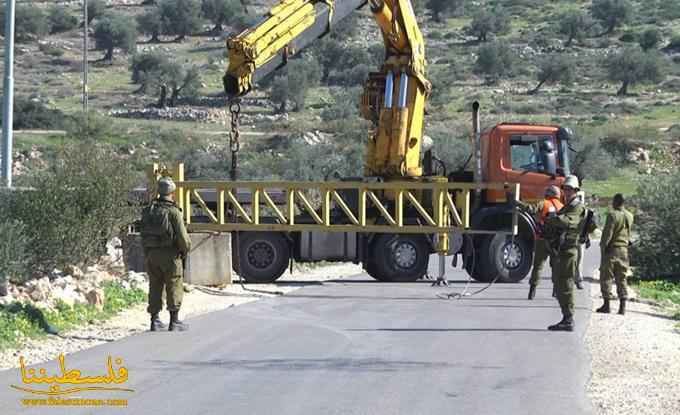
[{"xmin": 0, "ymin": 249, "xmax": 598, "ymax": 415}]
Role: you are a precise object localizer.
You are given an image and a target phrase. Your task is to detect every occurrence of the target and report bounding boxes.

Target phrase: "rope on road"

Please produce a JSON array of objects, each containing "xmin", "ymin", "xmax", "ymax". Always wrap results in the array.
[
  {"xmin": 434, "ymin": 235, "xmax": 503, "ymax": 300},
  {"xmin": 193, "ymin": 285, "xmax": 282, "ymax": 297}
]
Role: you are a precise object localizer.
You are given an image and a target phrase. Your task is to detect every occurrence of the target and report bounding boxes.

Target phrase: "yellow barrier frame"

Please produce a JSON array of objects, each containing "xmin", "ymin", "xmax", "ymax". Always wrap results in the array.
[{"xmin": 148, "ymin": 164, "xmax": 520, "ymax": 236}]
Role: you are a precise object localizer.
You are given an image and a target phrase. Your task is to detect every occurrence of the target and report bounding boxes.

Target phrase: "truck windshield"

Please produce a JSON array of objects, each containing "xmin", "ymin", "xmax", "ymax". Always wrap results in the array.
[{"xmin": 559, "ymin": 139, "xmax": 571, "ymax": 176}]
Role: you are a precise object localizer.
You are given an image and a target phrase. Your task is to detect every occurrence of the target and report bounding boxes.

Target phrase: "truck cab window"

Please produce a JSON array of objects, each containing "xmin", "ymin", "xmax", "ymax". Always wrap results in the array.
[{"xmin": 509, "ymin": 135, "xmax": 554, "ymax": 174}]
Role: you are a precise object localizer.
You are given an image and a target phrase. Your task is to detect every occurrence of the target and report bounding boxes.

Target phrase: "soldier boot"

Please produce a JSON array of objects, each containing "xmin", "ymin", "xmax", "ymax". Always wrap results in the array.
[
  {"xmin": 528, "ymin": 284, "xmax": 537, "ymax": 300},
  {"xmin": 596, "ymin": 299, "xmax": 610, "ymax": 314},
  {"xmin": 168, "ymin": 311, "xmax": 189, "ymax": 332},
  {"xmin": 618, "ymin": 299, "xmax": 626, "ymax": 315},
  {"xmin": 548, "ymin": 316, "xmax": 574, "ymax": 332},
  {"xmin": 150, "ymin": 314, "xmax": 166, "ymax": 331}
]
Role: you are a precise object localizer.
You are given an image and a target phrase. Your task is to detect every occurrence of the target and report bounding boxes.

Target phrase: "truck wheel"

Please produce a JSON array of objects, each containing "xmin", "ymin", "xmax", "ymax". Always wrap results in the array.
[
  {"xmin": 465, "ymin": 235, "xmax": 496, "ymax": 283},
  {"xmin": 234, "ymin": 232, "xmax": 290, "ymax": 283},
  {"xmin": 367, "ymin": 234, "xmax": 429, "ymax": 282},
  {"xmin": 484, "ymin": 233, "xmax": 532, "ymax": 283}
]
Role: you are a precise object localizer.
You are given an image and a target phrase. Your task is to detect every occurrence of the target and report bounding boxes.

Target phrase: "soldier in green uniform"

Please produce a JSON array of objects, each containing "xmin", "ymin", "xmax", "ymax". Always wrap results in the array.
[
  {"xmin": 515, "ymin": 186, "xmax": 563, "ymax": 300},
  {"xmin": 597, "ymin": 193, "xmax": 634, "ymax": 315},
  {"xmin": 544, "ymin": 175, "xmax": 595, "ymax": 331},
  {"xmin": 140, "ymin": 177, "xmax": 191, "ymax": 331}
]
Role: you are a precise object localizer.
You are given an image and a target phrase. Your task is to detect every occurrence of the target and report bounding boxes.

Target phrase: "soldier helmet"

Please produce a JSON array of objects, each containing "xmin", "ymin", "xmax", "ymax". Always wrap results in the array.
[
  {"xmin": 157, "ymin": 177, "xmax": 176, "ymax": 196},
  {"xmin": 562, "ymin": 175, "xmax": 580, "ymax": 190},
  {"xmin": 544, "ymin": 185, "xmax": 561, "ymax": 198}
]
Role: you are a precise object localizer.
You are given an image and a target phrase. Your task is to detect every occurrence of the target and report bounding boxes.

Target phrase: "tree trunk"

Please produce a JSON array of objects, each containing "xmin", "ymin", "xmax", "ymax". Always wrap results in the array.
[
  {"xmin": 150, "ymin": 31, "xmax": 160, "ymax": 43},
  {"xmin": 566, "ymin": 34, "xmax": 573, "ymax": 47},
  {"xmin": 170, "ymin": 88, "xmax": 180, "ymax": 107},
  {"xmin": 277, "ymin": 101, "xmax": 286, "ymax": 114},
  {"xmin": 103, "ymin": 47, "xmax": 113, "ymax": 62},
  {"xmin": 529, "ymin": 79, "xmax": 546, "ymax": 95},
  {"xmin": 616, "ymin": 80, "xmax": 629, "ymax": 96},
  {"xmin": 158, "ymin": 85, "xmax": 168, "ymax": 108},
  {"xmin": 212, "ymin": 23, "xmax": 223, "ymax": 33}
]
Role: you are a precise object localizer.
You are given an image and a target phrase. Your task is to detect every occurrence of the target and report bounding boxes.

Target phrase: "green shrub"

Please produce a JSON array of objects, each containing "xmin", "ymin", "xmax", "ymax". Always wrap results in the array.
[
  {"xmin": 3, "ymin": 144, "xmax": 139, "ymax": 274},
  {"xmin": 0, "ymin": 5, "xmax": 49, "ymax": 41},
  {"xmin": 639, "ymin": 28, "xmax": 661, "ymax": 51},
  {"xmin": 570, "ymin": 131, "xmax": 618, "ymax": 181},
  {"xmin": 668, "ymin": 34, "xmax": 680, "ymax": 51},
  {"xmin": 38, "ymin": 42, "xmax": 65, "ymax": 57},
  {"xmin": 0, "ymin": 97, "xmax": 66, "ymax": 130},
  {"xmin": 632, "ymin": 170, "xmax": 680, "ymax": 277},
  {"xmin": 47, "ymin": 6, "xmax": 78, "ymax": 34},
  {"xmin": 0, "ymin": 219, "xmax": 30, "ymax": 283},
  {"xmin": 65, "ymin": 112, "xmax": 114, "ymax": 140}
]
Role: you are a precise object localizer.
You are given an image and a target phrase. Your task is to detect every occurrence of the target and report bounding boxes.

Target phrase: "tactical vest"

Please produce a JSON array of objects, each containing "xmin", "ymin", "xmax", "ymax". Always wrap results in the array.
[
  {"xmin": 140, "ymin": 200, "xmax": 175, "ymax": 249},
  {"xmin": 537, "ymin": 197, "xmax": 563, "ymax": 240}
]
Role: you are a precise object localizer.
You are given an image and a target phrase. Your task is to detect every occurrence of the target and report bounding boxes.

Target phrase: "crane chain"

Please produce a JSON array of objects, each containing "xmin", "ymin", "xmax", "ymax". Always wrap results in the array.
[{"xmin": 228, "ymin": 99, "xmax": 241, "ymax": 181}]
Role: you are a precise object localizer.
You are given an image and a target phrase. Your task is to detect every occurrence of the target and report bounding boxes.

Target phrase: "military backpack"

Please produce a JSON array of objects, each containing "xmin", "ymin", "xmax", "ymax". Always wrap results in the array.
[{"xmin": 140, "ymin": 200, "xmax": 175, "ymax": 249}]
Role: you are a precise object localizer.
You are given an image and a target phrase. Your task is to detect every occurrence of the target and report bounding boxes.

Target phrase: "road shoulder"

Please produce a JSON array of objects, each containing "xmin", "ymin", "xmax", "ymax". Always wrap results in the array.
[{"xmin": 586, "ymin": 274, "xmax": 680, "ymax": 415}]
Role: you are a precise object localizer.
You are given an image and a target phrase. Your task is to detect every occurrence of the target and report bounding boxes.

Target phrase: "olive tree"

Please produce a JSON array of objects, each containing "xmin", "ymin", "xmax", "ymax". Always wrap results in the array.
[
  {"xmin": 529, "ymin": 55, "xmax": 575, "ymax": 94},
  {"xmin": 130, "ymin": 52, "xmax": 202, "ymax": 107},
  {"xmin": 467, "ymin": 8, "xmax": 510, "ymax": 42},
  {"xmin": 87, "ymin": 0, "xmax": 107, "ymax": 25},
  {"xmin": 474, "ymin": 41, "xmax": 515, "ymax": 83},
  {"xmin": 94, "ymin": 13, "xmax": 138, "ymax": 61},
  {"xmin": 426, "ymin": 0, "xmax": 463, "ymax": 23},
  {"xmin": 605, "ymin": 47, "xmax": 665, "ymax": 95},
  {"xmin": 591, "ymin": 0, "xmax": 632, "ymax": 35},
  {"xmin": 201, "ymin": 0, "xmax": 243, "ymax": 32},
  {"xmin": 558, "ymin": 10, "xmax": 592, "ymax": 47},
  {"xmin": 159, "ymin": 0, "xmax": 203, "ymax": 41},
  {"xmin": 137, "ymin": 7, "xmax": 163, "ymax": 43}
]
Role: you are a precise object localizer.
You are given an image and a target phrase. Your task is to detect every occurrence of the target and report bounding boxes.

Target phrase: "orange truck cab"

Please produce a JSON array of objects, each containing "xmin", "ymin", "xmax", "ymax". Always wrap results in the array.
[{"xmin": 452, "ymin": 123, "xmax": 574, "ymax": 284}]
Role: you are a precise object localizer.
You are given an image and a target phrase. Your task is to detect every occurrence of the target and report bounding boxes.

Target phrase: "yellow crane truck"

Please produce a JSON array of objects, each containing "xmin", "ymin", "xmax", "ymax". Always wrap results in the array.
[{"xmin": 160, "ymin": 0, "xmax": 574, "ymax": 285}]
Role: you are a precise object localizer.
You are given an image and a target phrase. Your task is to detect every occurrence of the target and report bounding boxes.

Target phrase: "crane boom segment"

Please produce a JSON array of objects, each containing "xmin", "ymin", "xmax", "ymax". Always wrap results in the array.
[{"xmin": 225, "ymin": 0, "xmax": 367, "ymax": 96}]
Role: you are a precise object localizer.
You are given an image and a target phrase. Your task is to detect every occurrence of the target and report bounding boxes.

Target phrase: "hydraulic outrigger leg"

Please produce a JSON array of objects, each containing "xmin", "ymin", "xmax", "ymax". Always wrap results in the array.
[{"xmin": 432, "ymin": 232, "xmax": 449, "ymax": 286}]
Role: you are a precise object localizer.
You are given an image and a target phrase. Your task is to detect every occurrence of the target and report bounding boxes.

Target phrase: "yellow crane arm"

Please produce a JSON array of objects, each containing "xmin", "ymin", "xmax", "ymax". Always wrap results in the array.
[
  {"xmin": 224, "ymin": 0, "xmax": 367, "ymax": 95},
  {"xmin": 362, "ymin": 0, "xmax": 431, "ymax": 177},
  {"xmin": 224, "ymin": 0, "xmax": 431, "ymax": 179}
]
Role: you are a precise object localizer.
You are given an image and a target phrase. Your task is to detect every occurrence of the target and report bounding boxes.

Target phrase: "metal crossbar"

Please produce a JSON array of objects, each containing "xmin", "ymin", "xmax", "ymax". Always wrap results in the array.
[{"xmin": 148, "ymin": 163, "xmax": 520, "ymax": 236}]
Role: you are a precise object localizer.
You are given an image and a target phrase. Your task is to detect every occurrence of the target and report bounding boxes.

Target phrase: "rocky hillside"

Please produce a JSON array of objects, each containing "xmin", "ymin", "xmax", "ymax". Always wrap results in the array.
[{"xmin": 0, "ymin": 0, "xmax": 678, "ymax": 187}]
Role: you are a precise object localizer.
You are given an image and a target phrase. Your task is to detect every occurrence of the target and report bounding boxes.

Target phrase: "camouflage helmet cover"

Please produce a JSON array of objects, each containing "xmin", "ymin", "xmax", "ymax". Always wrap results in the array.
[
  {"xmin": 544, "ymin": 185, "xmax": 561, "ymax": 198},
  {"xmin": 562, "ymin": 175, "xmax": 580, "ymax": 190},
  {"xmin": 157, "ymin": 176, "xmax": 176, "ymax": 196}
]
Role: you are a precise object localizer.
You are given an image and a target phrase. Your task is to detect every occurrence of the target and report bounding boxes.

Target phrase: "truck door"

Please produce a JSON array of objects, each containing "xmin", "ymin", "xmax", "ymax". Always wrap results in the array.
[{"xmin": 505, "ymin": 134, "xmax": 558, "ymax": 202}]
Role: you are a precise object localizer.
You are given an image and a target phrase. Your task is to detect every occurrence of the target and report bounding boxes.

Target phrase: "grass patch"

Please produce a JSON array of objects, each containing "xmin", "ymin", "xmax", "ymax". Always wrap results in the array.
[
  {"xmin": 629, "ymin": 279, "xmax": 680, "ymax": 325},
  {"xmin": 0, "ymin": 281, "xmax": 146, "ymax": 350},
  {"xmin": 583, "ymin": 171, "xmax": 639, "ymax": 198},
  {"xmin": 632, "ymin": 280, "xmax": 680, "ymax": 306}
]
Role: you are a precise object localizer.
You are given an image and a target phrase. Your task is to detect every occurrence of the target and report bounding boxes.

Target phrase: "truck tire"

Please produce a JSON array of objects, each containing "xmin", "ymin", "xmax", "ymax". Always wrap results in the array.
[
  {"xmin": 465, "ymin": 235, "xmax": 496, "ymax": 283},
  {"xmin": 484, "ymin": 232, "xmax": 532, "ymax": 283},
  {"xmin": 234, "ymin": 232, "xmax": 290, "ymax": 283},
  {"xmin": 367, "ymin": 234, "xmax": 429, "ymax": 282}
]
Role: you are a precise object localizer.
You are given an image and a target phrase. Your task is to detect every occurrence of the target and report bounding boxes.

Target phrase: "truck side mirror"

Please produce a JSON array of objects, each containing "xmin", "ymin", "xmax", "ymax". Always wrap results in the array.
[{"xmin": 540, "ymin": 140, "xmax": 557, "ymax": 176}]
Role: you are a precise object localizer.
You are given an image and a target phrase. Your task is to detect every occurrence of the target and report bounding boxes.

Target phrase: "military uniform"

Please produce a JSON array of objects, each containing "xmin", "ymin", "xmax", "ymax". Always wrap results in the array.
[
  {"xmin": 544, "ymin": 197, "xmax": 587, "ymax": 330},
  {"xmin": 140, "ymin": 189, "xmax": 191, "ymax": 331},
  {"xmin": 523, "ymin": 197, "xmax": 563, "ymax": 288},
  {"xmin": 599, "ymin": 206, "xmax": 634, "ymax": 306}
]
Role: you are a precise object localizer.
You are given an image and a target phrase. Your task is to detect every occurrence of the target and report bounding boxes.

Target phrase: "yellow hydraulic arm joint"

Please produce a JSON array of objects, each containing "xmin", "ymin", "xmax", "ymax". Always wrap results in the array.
[
  {"xmin": 362, "ymin": 0, "xmax": 431, "ymax": 178},
  {"xmin": 224, "ymin": 0, "xmax": 366, "ymax": 96}
]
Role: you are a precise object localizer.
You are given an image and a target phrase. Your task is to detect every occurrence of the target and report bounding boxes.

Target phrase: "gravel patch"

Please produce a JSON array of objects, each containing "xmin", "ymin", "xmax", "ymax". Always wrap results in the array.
[
  {"xmin": 586, "ymin": 271, "xmax": 680, "ymax": 415},
  {"xmin": 0, "ymin": 263, "xmax": 362, "ymax": 371}
]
